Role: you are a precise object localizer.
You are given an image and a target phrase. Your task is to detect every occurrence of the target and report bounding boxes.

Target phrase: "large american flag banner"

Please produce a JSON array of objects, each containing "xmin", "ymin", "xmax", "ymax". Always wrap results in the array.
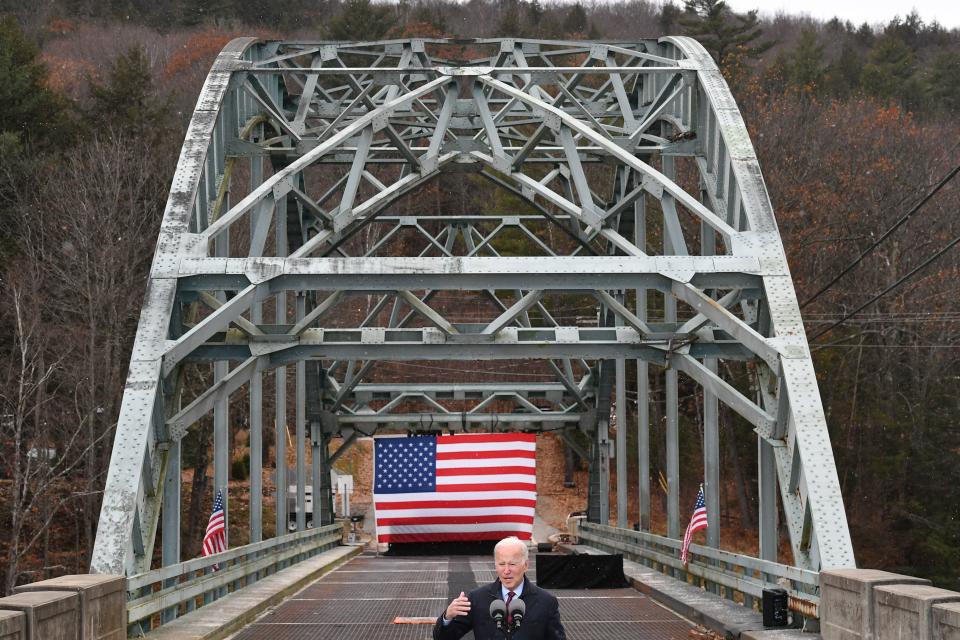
[{"xmin": 373, "ymin": 433, "xmax": 537, "ymax": 543}]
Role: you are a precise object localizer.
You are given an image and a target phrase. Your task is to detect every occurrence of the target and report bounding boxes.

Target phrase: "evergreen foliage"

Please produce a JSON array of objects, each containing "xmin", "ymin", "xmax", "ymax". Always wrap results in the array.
[
  {"xmin": 326, "ymin": 0, "xmax": 397, "ymax": 41},
  {"xmin": 785, "ymin": 29, "xmax": 825, "ymax": 89},
  {"xmin": 84, "ymin": 46, "xmax": 174, "ymax": 143},
  {"xmin": 678, "ymin": 0, "xmax": 773, "ymax": 66},
  {"xmin": 823, "ymin": 44, "xmax": 865, "ymax": 98},
  {"xmin": 659, "ymin": 1, "xmax": 682, "ymax": 34},
  {"xmin": 0, "ymin": 15, "xmax": 69, "ymax": 149},
  {"xmin": 860, "ymin": 34, "xmax": 916, "ymax": 101},
  {"xmin": 497, "ymin": 0, "xmax": 526, "ymax": 38},
  {"xmin": 924, "ymin": 51, "xmax": 960, "ymax": 112},
  {"xmin": 562, "ymin": 2, "xmax": 588, "ymax": 36},
  {"xmin": 0, "ymin": 15, "xmax": 69, "ymax": 263}
]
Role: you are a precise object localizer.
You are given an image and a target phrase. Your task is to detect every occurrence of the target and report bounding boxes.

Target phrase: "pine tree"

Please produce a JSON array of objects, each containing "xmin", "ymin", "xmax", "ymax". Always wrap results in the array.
[
  {"xmin": 562, "ymin": 2, "xmax": 588, "ymax": 36},
  {"xmin": 0, "ymin": 16, "xmax": 69, "ymax": 149},
  {"xmin": 526, "ymin": 0, "xmax": 544, "ymax": 32},
  {"xmin": 925, "ymin": 51, "xmax": 960, "ymax": 113},
  {"xmin": 496, "ymin": 0, "xmax": 526, "ymax": 37},
  {"xmin": 787, "ymin": 29, "xmax": 826, "ymax": 89},
  {"xmin": 860, "ymin": 35, "xmax": 915, "ymax": 102},
  {"xmin": 326, "ymin": 0, "xmax": 397, "ymax": 41},
  {"xmin": 659, "ymin": 1, "xmax": 682, "ymax": 34},
  {"xmin": 85, "ymin": 46, "xmax": 173, "ymax": 144},
  {"xmin": 823, "ymin": 44, "xmax": 865, "ymax": 98},
  {"xmin": 0, "ymin": 16, "xmax": 70, "ymax": 262},
  {"xmin": 679, "ymin": 0, "xmax": 773, "ymax": 67}
]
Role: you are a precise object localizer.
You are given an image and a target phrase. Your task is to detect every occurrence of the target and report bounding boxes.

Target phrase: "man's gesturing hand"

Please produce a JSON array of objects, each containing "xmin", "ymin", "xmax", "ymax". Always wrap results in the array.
[{"xmin": 444, "ymin": 591, "xmax": 471, "ymax": 620}]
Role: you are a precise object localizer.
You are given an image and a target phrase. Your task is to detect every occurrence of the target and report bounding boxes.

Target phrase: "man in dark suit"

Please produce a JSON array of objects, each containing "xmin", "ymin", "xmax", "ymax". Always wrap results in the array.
[{"xmin": 434, "ymin": 536, "xmax": 566, "ymax": 640}]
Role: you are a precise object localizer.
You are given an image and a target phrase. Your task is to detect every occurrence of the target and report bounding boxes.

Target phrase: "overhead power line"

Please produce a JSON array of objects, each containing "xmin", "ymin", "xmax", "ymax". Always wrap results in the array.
[
  {"xmin": 801, "ymin": 162, "xmax": 960, "ymax": 309},
  {"xmin": 808, "ymin": 231, "xmax": 960, "ymax": 343}
]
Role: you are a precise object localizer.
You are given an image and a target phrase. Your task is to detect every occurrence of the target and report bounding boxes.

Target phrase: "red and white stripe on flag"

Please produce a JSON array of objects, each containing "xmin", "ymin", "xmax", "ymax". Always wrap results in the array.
[
  {"xmin": 202, "ymin": 488, "xmax": 227, "ymax": 561},
  {"xmin": 373, "ymin": 433, "xmax": 537, "ymax": 543},
  {"xmin": 680, "ymin": 485, "xmax": 707, "ymax": 565}
]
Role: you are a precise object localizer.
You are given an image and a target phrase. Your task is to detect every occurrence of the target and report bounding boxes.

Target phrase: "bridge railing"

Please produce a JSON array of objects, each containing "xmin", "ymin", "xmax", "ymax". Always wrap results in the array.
[
  {"xmin": 577, "ymin": 521, "xmax": 820, "ymax": 618},
  {"xmin": 126, "ymin": 522, "xmax": 343, "ymax": 632}
]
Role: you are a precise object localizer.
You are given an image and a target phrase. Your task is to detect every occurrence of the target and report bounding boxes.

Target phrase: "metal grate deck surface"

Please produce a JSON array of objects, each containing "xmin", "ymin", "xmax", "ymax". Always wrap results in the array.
[{"xmin": 230, "ymin": 552, "xmax": 693, "ymax": 640}]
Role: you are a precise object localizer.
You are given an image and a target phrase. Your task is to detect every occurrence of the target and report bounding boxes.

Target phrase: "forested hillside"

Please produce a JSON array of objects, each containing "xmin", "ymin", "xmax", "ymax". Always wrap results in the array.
[{"xmin": 1, "ymin": 0, "xmax": 958, "ymax": 594}]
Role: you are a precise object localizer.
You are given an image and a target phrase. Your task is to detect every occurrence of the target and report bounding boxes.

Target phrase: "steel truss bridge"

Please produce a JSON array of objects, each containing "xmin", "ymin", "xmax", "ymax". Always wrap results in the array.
[{"xmin": 91, "ymin": 37, "xmax": 855, "ymax": 598}]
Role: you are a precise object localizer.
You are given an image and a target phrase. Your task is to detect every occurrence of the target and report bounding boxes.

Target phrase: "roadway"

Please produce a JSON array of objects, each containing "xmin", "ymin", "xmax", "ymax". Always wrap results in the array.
[{"xmin": 229, "ymin": 551, "xmax": 696, "ymax": 639}]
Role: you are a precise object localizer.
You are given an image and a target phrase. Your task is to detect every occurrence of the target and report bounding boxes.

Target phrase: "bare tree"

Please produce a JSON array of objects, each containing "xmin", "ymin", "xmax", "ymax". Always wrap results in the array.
[
  {"xmin": 0, "ymin": 272, "xmax": 105, "ymax": 593},
  {"xmin": 12, "ymin": 131, "xmax": 171, "ymax": 560}
]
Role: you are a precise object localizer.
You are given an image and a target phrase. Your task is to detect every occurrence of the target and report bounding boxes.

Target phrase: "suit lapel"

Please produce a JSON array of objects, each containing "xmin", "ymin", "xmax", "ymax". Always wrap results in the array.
[{"xmin": 519, "ymin": 579, "xmax": 538, "ymax": 607}]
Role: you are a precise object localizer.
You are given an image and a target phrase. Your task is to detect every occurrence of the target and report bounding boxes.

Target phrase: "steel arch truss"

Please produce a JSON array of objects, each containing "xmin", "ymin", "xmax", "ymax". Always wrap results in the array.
[{"xmin": 92, "ymin": 37, "xmax": 855, "ymax": 576}]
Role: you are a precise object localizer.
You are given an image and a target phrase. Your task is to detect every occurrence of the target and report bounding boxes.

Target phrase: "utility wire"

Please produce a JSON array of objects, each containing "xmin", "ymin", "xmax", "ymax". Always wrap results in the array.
[
  {"xmin": 808, "ymin": 231, "xmax": 960, "ymax": 342},
  {"xmin": 801, "ymin": 162, "xmax": 960, "ymax": 309}
]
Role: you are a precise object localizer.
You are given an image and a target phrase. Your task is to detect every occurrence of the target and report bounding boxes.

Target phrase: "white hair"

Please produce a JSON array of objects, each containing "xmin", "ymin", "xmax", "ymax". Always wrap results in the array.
[{"xmin": 494, "ymin": 536, "xmax": 529, "ymax": 561}]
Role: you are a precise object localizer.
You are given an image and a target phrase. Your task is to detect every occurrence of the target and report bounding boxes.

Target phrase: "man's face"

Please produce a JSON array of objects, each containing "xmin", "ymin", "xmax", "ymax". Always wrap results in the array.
[{"xmin": 495, "ymin": 544, "xmax": 528, "ymax": 590}]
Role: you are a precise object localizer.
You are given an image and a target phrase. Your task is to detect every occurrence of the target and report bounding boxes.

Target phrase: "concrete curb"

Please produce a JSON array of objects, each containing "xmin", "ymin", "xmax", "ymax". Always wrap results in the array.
[
  {"xmin": 143, "ymin": 544, "xmax": 363, "ymax": 640},
  {"xmin": 560, "ymin": 543, "xmax": 818, "ymax": 640}
]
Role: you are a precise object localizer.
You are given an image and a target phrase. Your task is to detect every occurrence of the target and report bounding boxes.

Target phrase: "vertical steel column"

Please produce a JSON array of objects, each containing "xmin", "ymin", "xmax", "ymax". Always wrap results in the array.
[
  {"xmin": 296, "ymin": 293, "xmax": 307, "ymax": 531},
  {"xmin": 611, "ymin": 166, "xmax": 629, "ymax": 531},
  {"xmin": 588, "ymin": 354, "xmax": 613, "ymax": 525},
  {"xmin": 311, "ymin": 422, "xmax": 321, "ymax": 527},
  {"xmin": 616, "ymin": 356, "xmax": 627, "ymax": 528},
  {"xmin": 665, "ymin": 364, "xmax": 679, "ymax": 538},
  {"xmin": 759, "ymin": 438, "xmax": 778, "ymax": 560},
  {"xmin": 275, "ymin": 195, "xmax": 288, "ymax": 538},
  {"xmin": 250, "ymin": 358, "xmax": 263, "ymax": 542},
  {"xmin": 663, "ymin": 159, "xmax": 680, "ymax": 540},
  {"xmin": 213, "ymin": 371, "xmax": 229, "ymax": 527},
  {"xmin": 160, "ymin": 440, "xmax": 180, "ymax": 623},
  {"xmin": 213, "ymin": 236, "xmax": 229, "ymax": 544},
  {"xmin": 249, "ymin": 129, "xmax": 264, "ymax": 544},
  {"xmin": 211, "ymin": 192, "xmax": 230, "ymax": 598},
  {"xmin": 703, "ymin": 362, "xmax": 720, "ymax": 528},
  {"xmin": 598, "ymin": 343, "xmax": 615, "ymax": 527},
  {"xmin": 702, "ymin": 215, "xmax": 720, "ymax": 550},
  {"xmin": 635, "ymin": 195, "xmax": 650, "ymax": 532},
  {"xmin": 319, "ymin": 433, "xmax": 334, "ymax": 526}
]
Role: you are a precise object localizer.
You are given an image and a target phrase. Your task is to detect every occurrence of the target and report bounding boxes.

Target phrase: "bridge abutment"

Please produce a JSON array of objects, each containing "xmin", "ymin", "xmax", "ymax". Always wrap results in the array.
[
  {"xmin": 0, "ymin": 575, "xmax": 124, "ymax": 640},
  {"xmin": 0, "ymin": 609, "xmax": 25, "ymax": 640},
  {"xmin": 820, "ymin": 568, "xmax": 960, "ymax": 640}
]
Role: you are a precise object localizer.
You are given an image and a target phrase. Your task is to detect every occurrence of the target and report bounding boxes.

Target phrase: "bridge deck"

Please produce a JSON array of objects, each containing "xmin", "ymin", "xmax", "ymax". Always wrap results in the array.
[{"xmin": 230, "ymin": 552, "xmax": 694, "ymax": 639}]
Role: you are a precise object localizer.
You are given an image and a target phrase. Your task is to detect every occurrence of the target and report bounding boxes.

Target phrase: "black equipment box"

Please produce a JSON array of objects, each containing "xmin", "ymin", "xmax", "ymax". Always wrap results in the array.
[{"xmin": 761, "ymin": 587, "xmax": 789, "ymax": 627}]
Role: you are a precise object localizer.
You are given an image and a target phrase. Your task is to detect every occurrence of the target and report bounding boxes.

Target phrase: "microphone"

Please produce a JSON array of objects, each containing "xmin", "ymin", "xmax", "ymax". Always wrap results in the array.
[
  {"xmin": 489, "ymin": 599, "xmax": 506, "ymax": 630},
  {"xmin": 507, "ymin": 598, "xmax": 525, "ymax": 630}
]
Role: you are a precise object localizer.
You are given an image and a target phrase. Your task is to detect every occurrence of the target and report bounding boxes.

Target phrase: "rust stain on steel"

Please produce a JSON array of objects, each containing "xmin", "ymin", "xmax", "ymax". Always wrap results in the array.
[{"xmin": 789, "ymin": 595, "xmax": 818, "ymax": 619}]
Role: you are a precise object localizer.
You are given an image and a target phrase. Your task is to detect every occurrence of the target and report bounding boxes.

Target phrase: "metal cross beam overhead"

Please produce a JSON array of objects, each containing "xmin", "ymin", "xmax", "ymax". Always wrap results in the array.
[{"xmin": 92, "ymin": 37, "xmax": 855, "ymax": 580}]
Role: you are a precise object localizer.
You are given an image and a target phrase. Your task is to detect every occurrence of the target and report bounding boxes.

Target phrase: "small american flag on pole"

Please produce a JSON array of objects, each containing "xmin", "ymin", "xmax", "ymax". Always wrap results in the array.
[
  {"xmin": 680, "ymin": 484, "xmax": 707, "ymax": 565},
  {"xmin": 373, "ymin": 433, "xmax": 536, "ymax": 543},
  {"xmin": 202, "ymin": 488, "xmax": 227, "ymax": 568}
]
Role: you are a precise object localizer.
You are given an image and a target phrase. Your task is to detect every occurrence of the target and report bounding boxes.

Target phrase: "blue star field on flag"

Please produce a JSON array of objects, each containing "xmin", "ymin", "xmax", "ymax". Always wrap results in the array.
[{"xmin": 374, "ymin": 436, "xmax": 437, "ymax": 494}]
